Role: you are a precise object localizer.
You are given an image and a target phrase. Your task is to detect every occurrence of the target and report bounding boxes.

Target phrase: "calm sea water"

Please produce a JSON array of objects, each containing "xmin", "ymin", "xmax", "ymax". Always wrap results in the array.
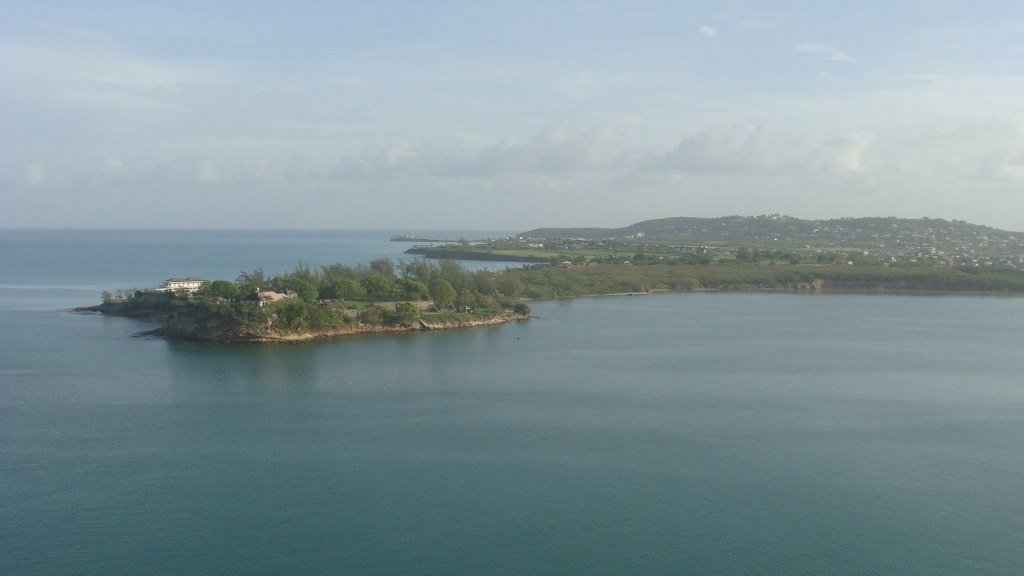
[{"xmin": 2, "ymin": 230, "xmax": 1024, "ymax": 575}]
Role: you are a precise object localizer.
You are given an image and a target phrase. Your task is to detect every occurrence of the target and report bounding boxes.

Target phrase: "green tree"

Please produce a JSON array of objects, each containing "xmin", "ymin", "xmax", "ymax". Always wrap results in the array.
[
  {"xmin": 395, "ymin": 277, "xmax": 429, "ymax": 300},
  {"xmin": 436, "ymin": 259, "xmax": 473, "ymax": 292},
  {"xmin": 399, "ymin": 258, "xmax": 436, "ymax": 283},
  {"xmin": 369, "ymin": 258, "xmax": 397, "ymax": 279},
  {"xmin": 455, "ymin": 288, "xmax": 477, "ymax": 310},
  {"xmin": 209, "ymin": 280, "xmax": 240, "ymax": 300},
  {"xmin": 429, "ymin": 279, "xmax": 457, "ymax": 309},
  {"xmin": 360, "ymin": 275, "xmax": 394, "ymax": 300},
  {"xmin": 319, "ymin": 263, "xmax": 356, "ymax": 283},
  {"xmin": 236, "ymin": 269, "xmax": 268, "ymax": 294},
  {"xmin": 290, "ymin": 261, "xmax": 316, "ymax": 283},
  {"xmin": 482, "ymin": 292, "xmax": 506, "ymax": 314},
  {"xmin": 512, "ymin": 302, "xmax": 531, "ymax": 315},
  {"xmin": 495, "ymin": 274, "xmax": 524, "ymax": 298},
  {"xmin": 101, "ymin": 290, "xmax": 112, "ymax": 303},
  {"xmin": 473, "ymin": 271, "xmax": 496, "ymax": 294},
  {"xmin": 322, "ymin": 278, "xmax": 363, "ymax": 299}
]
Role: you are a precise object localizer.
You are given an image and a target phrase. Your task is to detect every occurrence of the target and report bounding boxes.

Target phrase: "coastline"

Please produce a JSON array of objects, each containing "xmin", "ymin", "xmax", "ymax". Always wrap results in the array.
[
  {"xmin": 144, "ymin": 312, "xmax": 530, "ymax": 344},
  {"xmin": 403, "ymin": 247, "xmax": 549, "ymax": 262},
  {"xmin": 76, "ymin": 259, "xmax": 1024, "ymax": 345},
  {"xmin": 79, "ymin": 280, "xmax": 1024, "ymax": 345}
]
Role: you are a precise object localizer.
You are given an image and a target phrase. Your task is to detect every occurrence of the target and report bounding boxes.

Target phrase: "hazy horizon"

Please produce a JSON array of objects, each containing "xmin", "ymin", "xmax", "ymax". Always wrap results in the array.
[
  {"xmin": 4, "ymin": 1, "xmax": 1024, "ymax": 230},
  {"xmin": 2, "ymin": 212, "xmax": 1023, "ymax": 234}
]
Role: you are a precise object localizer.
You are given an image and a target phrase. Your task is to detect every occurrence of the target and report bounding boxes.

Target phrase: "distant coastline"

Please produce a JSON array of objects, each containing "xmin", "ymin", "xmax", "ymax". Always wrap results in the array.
[
  {"xmin": 390, "ymin": 235, "xmax": 448, "ymax": 243},
  {"xmin": 401, "ymin": 215, "xmax": 1024, "ymax": 271},
  {"xmin": 79, "ymin": 254, "xmax": 1024, "ymax": 344},
  {"xmin": 404, "ymin": 246, "xmax": 549, "ymax": 262}
]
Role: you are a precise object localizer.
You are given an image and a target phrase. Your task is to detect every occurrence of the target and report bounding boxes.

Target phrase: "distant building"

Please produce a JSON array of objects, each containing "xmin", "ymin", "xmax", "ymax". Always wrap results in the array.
[
  {"xmin": 157, "ymin": 277, "xmax": 207, "ymax": 293},
  {"xmin": 239, "ymin": 288, "xmax": 294, "ymax": 307}
]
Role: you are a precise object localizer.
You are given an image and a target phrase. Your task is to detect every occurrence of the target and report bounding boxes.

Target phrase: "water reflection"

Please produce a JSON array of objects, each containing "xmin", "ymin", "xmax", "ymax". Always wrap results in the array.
[
  {"xmin": 159, "ymin": 319, "xmax": 533, "ymax": 399},
  {"xmin": 165, "ymin": 341, "xmax": 322, "ymax": 395}
]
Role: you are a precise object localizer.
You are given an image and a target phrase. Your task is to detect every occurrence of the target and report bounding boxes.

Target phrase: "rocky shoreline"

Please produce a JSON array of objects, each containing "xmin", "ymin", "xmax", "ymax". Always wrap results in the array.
[{"xmin": 145, "ymin": 311, "xmax": 530, "ymax": 344}]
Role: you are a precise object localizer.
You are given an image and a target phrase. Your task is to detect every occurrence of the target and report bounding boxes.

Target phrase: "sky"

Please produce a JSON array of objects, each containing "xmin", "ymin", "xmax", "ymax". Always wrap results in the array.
[{"xmin": 3, "ymin": 1, "xmax": 1024, "ymax": 231}]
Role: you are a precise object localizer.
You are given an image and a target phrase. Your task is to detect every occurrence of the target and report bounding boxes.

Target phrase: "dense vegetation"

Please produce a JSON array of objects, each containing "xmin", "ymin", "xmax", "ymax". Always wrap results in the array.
[
  {"xmin": 89, "ymin": 255, "xmax": 1024, "ymax": 342},
  {"xmin": 496, "ymin": 263, "xmax": 1024, "ymax": 298},
  {"xmin": 95, "ymin": 258, "xmax": 532, "ymax": 334}
]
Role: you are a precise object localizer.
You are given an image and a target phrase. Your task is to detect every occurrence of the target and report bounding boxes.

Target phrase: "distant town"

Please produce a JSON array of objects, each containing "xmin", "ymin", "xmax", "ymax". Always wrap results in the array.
[{"xmin": 405, "ymin": 215, "xmax": 1024, "ymax": 270}]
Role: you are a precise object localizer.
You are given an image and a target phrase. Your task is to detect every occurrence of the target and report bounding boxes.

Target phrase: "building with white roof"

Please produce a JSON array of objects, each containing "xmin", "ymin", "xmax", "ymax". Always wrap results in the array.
[{"xmin": 157, "ymin": 277, "xmax": 207, "ymax": 293}]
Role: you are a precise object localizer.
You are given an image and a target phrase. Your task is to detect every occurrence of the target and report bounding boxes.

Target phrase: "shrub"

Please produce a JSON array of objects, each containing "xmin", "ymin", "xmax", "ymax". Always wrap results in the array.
[
  {"xmin": 381, "ymin": 302, "xmax": 421, "ymax": 325},
  {"xmin": 356, "ymin": 308, "xmax": 383, "ymax": 324},
  {"xmin": 270, "ymin": 299, "xmax": 310, "ymax": 330},
  {"xmin": 395, "ymin": 278, "xmax": 430, "ymax": 300}
]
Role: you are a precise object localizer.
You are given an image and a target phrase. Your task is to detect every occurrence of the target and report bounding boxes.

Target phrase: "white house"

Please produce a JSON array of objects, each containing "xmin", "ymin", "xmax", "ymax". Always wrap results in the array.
[{"xmin": 157, "ymin": 277, "xmax": 207, "ymax": 293}]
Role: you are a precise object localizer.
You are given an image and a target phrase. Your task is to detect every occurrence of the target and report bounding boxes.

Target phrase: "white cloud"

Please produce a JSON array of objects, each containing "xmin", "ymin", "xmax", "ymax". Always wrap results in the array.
[
  {"xmin": 642, "ymin": 121, "xmax": 1024, "ymax": 184},
  {"xmin": 330, "ymin": 121, "xmax": 625, "ymax": 178},
  {"xmin": 6, "ymin": 119, "xmax": 1024, "ymax": 230},
  {"xmin": 0, "ymin": 30, "xmax": 222, "ymax": 90},
  {"xmin": 642, "ymin": 124, "xmax": 879, "ymax": 178},
  {"xmin": 196, "ymin": 160, "xmax": 221, "ymax": 183},
  {"xmin": 558, "ymin": 73, "xmax": 599, "ymax": 98},
  {"xmin": 802, "ymin": 132, "xmax": 874, "ymax": 175},
  {"xmin": 978, "ymin": 150, "xmax": 1024, "ymax": 180},
  {"xmin": 96, "ymin": 157, "xmax": 123, "ymax": 175},
  {"xmin": 144, "ymin": 156, "xmax": 225, "ymax": 185},
  {"xmin": 647, "ymin": 124, "xmax": 801, "ymax": 174},
  {"xmin": 699, "ymin": 25, "xmax": 717, "ymax": 37},
  {"xmin": 795, "ymin": 42, "xmax": 858, "ymax": 62},
  {"xmin": 24, "ymin": 120, "xmax": 1024, "ymax": 188},
  {"xmin": 18, "ymin": 161, "xmax": 46, "ymax": 186}
]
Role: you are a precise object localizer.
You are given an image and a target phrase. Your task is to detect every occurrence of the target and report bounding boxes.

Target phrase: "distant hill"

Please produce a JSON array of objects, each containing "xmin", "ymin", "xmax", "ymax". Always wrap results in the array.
[{"xmin": 518, "ymin": 215, "xmax": 1024, "ymax": 254}]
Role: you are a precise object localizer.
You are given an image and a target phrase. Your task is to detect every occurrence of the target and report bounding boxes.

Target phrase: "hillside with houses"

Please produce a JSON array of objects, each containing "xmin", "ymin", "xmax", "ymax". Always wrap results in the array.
[{"xmin": 405, "ymin": 215, "xmax": 1024, "ymax": 270}]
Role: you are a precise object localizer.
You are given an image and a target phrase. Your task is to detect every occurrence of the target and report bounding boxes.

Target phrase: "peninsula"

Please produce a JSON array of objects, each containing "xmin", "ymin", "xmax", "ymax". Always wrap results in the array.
[
  {"xmin": 82, "ymin": 253, "xmax": 1024, "ymax": 344},
  {"xmin": 80, "ymin": 259, "xmax": 531, "ymax": 343}
]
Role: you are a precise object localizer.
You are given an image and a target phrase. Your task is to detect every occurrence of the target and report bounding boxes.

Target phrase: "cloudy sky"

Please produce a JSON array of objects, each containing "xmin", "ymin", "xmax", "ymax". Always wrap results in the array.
[{"xmin": 3, "ymin": 1, "xmax": 1024, "ymax": 230}]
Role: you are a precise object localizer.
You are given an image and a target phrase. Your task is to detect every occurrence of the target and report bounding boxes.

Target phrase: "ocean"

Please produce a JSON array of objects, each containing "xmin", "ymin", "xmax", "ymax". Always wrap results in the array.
[{"xmin": 2, "ymin": 230, "xmax": 1023, "ymax": 575}]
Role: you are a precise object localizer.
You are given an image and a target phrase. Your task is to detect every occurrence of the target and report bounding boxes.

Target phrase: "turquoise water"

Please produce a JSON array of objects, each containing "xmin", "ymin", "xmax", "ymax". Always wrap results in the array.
[{"xmin": 2, "ymin": 231, "xmax": 1024, "ymax": 575}]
